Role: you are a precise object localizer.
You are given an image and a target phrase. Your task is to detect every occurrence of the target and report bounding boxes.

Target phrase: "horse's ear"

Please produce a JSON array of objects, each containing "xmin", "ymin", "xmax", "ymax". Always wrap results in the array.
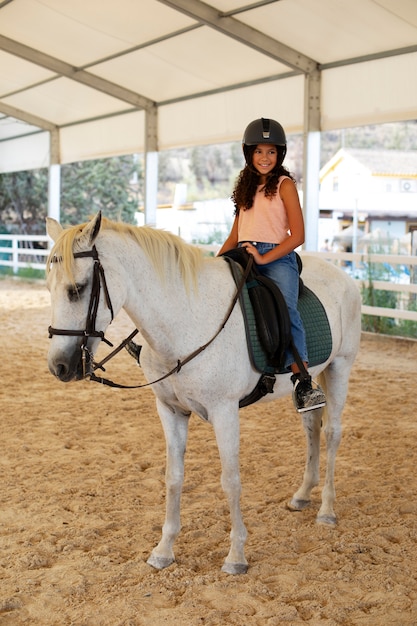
[
  {"xmin": 81, "ymin": 211, "xmax": 102, "ymax": 246},
  {"xmin": 46, "ymin": 217, "xmax": 63, "ymax": 242}
]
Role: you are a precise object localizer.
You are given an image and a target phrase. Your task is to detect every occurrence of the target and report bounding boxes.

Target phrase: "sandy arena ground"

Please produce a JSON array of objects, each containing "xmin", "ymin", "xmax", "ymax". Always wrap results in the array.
[{"xmin": 0, "ymin": 277, "xmax": 416, "ymax": 625}]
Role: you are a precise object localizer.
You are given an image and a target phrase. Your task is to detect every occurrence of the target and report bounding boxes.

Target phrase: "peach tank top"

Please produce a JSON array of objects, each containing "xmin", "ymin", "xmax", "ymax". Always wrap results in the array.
[{"xmin": 237, "ymin": 175, "xmax": 290, "ymax": 244}]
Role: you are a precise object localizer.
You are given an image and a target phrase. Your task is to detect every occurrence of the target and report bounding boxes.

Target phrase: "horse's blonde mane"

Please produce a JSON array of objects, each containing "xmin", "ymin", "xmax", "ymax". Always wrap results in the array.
[
  {"xmin": 47, "ymin": 222, "xmax": 86, "ymax": 284},
  {"xmin": 47, "ymin": 217, "xmax": 205, "ymax": 290}
]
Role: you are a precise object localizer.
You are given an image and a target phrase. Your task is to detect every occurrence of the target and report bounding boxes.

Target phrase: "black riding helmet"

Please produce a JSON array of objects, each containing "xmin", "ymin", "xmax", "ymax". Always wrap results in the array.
[{"xmin": 242, "ymin": 117, "xmax": 287, "ymax": 167}]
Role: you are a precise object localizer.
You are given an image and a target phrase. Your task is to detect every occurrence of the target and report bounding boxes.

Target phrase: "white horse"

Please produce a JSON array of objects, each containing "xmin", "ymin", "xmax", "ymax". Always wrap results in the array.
[{"xmin": 46, "ymin": 212, "xmax": 361, "ymax": 575}]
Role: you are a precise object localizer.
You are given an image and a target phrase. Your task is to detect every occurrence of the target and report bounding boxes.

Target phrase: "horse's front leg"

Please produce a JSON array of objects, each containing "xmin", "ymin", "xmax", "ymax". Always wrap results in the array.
[
  {"xmin": 212, "ymin": 410, "xmax": 248, "ymax": 575},
  {"xmin": 147, "ymin": 399, "xmax": 190, "ymax": 570},
  {"xmin": 288, "ymin": 408, "xmax": 323, "ymax": 514}
]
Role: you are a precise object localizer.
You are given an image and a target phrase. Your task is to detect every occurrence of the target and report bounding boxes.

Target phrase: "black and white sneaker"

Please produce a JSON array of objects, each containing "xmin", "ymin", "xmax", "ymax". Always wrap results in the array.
[{"xmin": 291, "ymin": 375, "xmax": 326, "ymax": 413}]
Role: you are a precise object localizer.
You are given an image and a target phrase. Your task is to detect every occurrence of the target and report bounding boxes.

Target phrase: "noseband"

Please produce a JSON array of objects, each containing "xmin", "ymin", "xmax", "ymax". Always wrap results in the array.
[{"xmin": 48, "ymin": 245, "xmax": 115, "ymax": 376}]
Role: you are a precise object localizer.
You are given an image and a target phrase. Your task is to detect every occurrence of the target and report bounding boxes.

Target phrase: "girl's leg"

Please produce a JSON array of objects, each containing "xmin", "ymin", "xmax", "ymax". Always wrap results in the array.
[
  {"xmin": 256, "ymin": 248, "xmax": 326, "ymax": 412},
  {"xmin": 256, "ymin": 249, "xmax": 307, "ymax": 370}
]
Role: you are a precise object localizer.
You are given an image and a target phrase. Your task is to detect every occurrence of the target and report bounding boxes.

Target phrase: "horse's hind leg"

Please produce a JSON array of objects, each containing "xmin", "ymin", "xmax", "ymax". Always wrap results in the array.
[
  {"xmin": 288, "ymin": 408, "xmax": 323, "ymax": 513},
  {"xmin": 147, "ymin": 400, "xmax": 190, "ymax": 570},
  {"xmin": 288, "ymin": 358, "xmax": 351, "ymax": 525},
  {"xmin": 316, "ymin": 358, "xmax": 350, "ymax": 525}
]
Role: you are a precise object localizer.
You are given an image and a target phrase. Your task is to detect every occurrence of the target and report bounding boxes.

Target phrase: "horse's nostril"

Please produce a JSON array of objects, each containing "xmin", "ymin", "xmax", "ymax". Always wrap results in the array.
[
  {"xmin": 55, "ymin": 363, "xmax": 67, "ymax": 379},
  {"xmin": 55, "ymin": 362, "xmax": 75, "ymax": 382}
]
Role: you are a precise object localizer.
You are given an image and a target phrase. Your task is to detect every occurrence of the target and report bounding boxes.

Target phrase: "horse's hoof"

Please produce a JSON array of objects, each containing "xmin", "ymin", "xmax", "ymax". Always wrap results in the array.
[
  {"xmin": 221, "ymin": 562, "xmax": 248, "ymax": 575},
  {"xmin": 287, "ymin": 498, "xmax": 311, "ymax": 512},
  {"xmin": 147, "ymin": 554, "xmax": 175, "ymax": 570},
  {"xmin": 317, "ymin": 514, "xmax": 337, "ymax": 526}
]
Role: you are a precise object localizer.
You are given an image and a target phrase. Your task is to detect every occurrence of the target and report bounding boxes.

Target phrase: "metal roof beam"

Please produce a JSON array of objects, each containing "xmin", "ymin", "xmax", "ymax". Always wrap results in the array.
[
  {"xmin": 159, "ymin": 69, "xmax": 297, "ymax": 106},
  {"xmin": 157, "ymin": 0, "xmax": 317, "ymax": 74},
  {"xmin": 0, "ymin": 34, "xmax": 155, "ymax": 111},
  {"xmin": 320, "ymin": 44, "xmax": 417, "ymax": 70},
  {"xmin": 0, "ymin": 101, "xmax": 57, "ymax": 131}
]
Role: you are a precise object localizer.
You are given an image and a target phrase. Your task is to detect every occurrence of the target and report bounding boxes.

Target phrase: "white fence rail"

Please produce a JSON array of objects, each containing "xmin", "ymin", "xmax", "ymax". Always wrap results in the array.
[
  {"xmin": 306, "ymin": 250, "xmax": 417, "ymax": 323},
  {"xmin": 1, "ymin": 235, "xmax": 417, "ymax": 324},
  {"xmin": 0, "ymin": 234, "xmax": 50, "ymax": 273}
]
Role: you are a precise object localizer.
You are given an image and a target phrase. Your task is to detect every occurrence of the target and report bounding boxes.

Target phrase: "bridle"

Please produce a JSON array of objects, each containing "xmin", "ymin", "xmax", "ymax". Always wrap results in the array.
[
  {"xmin": 48, "ymin": 246, "xmax": 120, "ymax": 377},
  {"xmin": 48, "ymin": 244, "xmax": 253, "ymax": 390}
]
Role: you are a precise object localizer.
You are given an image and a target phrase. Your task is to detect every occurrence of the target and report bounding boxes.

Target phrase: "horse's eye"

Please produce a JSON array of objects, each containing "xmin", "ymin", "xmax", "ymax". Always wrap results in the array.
[{"xmin": 67, "ymin": 284, "xmax": 85, "ymax": 301}]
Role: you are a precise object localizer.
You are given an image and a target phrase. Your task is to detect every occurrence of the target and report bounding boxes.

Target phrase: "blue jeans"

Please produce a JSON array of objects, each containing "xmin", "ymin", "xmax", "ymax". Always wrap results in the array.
[{"xmin": 239, "ymin": 242, "xmax": 308, "ymax": 370}]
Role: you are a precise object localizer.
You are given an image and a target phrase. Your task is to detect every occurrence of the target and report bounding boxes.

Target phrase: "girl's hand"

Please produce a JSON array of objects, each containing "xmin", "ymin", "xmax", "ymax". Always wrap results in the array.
[{"xmin": 241, "ymin": 242, "xmax": 263, "ymax": 264}]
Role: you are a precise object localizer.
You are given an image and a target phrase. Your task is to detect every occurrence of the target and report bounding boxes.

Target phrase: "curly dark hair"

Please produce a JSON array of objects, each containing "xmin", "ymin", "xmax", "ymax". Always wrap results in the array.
[{"xmin": 232, "ymin": 145, "xmax": 295, "ymax": 215}]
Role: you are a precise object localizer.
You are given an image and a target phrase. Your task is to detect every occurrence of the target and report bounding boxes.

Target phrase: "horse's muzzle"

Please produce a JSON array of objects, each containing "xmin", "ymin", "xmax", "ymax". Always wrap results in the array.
[{"xmin": 48, "ymin": 345, "xmax": 92, "ymax": 382}]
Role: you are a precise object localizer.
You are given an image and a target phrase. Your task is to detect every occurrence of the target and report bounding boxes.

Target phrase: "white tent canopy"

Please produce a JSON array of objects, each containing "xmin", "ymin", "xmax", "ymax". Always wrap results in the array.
[{"xmin": 1, "ymin": 0, "xmax": 416, "ymax": 171}]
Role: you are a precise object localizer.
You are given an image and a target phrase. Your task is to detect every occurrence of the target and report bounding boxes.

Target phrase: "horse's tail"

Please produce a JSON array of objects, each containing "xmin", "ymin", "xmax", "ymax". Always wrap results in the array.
[{"xmin": 316, "ymin": 372, "xmax": 328, "ymax": 428}]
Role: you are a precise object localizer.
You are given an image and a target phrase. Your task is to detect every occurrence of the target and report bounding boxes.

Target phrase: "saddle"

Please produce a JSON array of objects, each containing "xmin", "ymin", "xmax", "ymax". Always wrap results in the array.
[{"xmin": 222, "ymin": 248, "xmax": 308, "ymax": 407}]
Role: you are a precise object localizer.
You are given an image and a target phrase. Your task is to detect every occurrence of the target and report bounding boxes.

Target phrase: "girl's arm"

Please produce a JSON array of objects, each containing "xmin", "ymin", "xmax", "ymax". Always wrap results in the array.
[
  {"xmin": 242, "ymin": 178, "xmax": 305, "ymax": 264},
  {"xmin": 217, "ymin": 215, "xmax": 239, "ymax": 256}
]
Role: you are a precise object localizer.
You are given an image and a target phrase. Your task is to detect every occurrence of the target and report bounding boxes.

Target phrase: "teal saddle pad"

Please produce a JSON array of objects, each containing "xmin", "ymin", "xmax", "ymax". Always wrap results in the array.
[
  {"xmin": 296, "ymin": 285, "xmax": 332, "ymax": 369},
  {"xmin": 239, "ymin": 281, "xmax": 332, "ymax": 374}
]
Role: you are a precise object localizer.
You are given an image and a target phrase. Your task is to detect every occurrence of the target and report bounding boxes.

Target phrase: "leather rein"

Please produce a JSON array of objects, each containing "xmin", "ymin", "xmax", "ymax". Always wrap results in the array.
[{"xmin": 48, "ymin": 245, "xmax": 253, "ymax": 390}]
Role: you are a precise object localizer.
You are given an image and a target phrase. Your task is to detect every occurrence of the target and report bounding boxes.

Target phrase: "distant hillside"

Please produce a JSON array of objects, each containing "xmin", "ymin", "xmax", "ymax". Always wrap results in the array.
[{"xmin": 320, "ymin": 120, "xmax": 417, "ymax": 165}]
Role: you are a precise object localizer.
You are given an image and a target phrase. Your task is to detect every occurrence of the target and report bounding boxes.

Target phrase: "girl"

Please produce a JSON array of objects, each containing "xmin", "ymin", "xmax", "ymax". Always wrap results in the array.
[{"xmin": 218, "ymin": 117, "xmax": 326, "ymax": 413}]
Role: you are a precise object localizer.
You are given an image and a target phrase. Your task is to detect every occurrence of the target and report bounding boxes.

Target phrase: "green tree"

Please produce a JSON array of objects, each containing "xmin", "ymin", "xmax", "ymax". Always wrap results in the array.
[
  {"xmin": 61, "ymin": 155, "xmax": 141, "ymax": 226},
  {"xmin": 0, "ymin": 155, "xmax": 142, "ymax": 233},
  {"xmin": 0, "ymin": 169, "xmax": 48, "ymax": 234}
]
